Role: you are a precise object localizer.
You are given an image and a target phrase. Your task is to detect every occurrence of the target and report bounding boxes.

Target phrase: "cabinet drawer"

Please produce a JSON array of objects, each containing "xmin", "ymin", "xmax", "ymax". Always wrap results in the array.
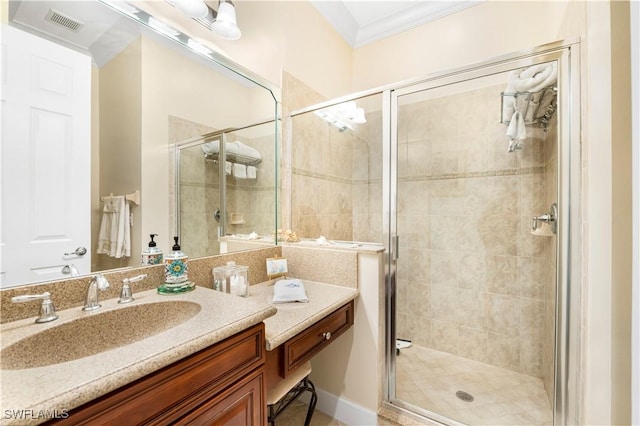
[
  {"xmin": 283, "ymin": 301, "xmax": 354, "ymax": 376},
  {"xmin": 48, "ymin": 323, "xmax": 265, "ymax": 425},
  {"xmin": 175, "ymin": 368, "xmax": 265, "ymax": 426}
]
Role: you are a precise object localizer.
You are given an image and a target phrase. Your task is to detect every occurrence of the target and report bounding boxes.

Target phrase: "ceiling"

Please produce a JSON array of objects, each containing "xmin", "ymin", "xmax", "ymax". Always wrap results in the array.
[{"xmin": 310, "ymin": 0, "xmax": 482, "ymax": 48}]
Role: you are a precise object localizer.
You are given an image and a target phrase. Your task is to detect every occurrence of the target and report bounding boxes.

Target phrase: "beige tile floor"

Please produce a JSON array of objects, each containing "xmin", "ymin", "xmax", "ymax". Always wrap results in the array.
[
  {"xmin": 395, "ymin": 345, "xmax": 553, "ymax": 425},
  {"xmin": 275, "ymin": 400, "xmax": 402, "ymax": 426}
]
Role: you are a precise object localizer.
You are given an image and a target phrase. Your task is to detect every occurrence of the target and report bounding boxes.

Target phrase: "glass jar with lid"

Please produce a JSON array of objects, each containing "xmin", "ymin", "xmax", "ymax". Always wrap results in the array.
[{"xmin": 212, "ymin": 261, "xmax": 248, "ymax": 297}]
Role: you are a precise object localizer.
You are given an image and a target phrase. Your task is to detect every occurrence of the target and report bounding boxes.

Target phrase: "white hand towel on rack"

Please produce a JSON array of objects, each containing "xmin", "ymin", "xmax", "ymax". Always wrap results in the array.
[
  {"xmin": 246, "ymin": 166, "xmax": 257, "ymax": 179},
  {"xmin": 233, "ymin": 163, "xmax": 247, "ymax": 179},
  {"xmin": 225, "ymin": 161, "xmax": 233, "ymax": 175},
  {"xmin": 506, "ymin": 110, "xmax": 526, "ymax": 152},
  {"xmin": 96, "ymin": 195, "xmax": 131, "ymax": 258}
]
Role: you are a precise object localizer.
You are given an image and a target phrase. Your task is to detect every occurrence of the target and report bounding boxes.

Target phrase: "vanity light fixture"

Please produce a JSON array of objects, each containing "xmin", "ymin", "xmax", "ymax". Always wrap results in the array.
[
  {"xmin": 148, "ymin": 16, "xmax": 181, "ymax": 39},
  {"xmin": 171, "ymin": 0, "xmax": 242, "ymax": 40},
  {"xmin": 187, "ymin": 38, "xmax": 213, "ymax": 55},
  {"xmin": 314, "ymin": 101, "xmax": 367, "ymax": 131}
]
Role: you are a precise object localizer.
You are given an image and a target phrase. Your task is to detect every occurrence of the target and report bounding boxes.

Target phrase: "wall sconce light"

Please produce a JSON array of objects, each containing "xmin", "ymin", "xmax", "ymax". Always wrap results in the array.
[{"xmin": 171, "ymin": 0, "xmax": 241, "ymax": 40}]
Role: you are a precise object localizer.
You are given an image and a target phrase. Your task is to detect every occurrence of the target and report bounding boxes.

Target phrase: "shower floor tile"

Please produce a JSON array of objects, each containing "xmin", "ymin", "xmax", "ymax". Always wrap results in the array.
[{"xmin": 395, "ymin": 345, "xmax": 553, "ymax": 425}]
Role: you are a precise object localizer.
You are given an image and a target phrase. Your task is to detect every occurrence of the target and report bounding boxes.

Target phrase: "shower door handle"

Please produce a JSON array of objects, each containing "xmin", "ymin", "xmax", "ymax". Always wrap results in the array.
[{"xmin": 391, "ymin": 235, "xmax": 399, "ymax": 261}]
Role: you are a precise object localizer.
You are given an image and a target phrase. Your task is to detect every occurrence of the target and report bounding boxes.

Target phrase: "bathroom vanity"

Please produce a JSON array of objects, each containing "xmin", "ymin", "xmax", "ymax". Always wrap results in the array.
[
  {"xmin": 0, "ymin": 280, "xmax": 358, "ymax": 426},
  {"xmin": 47, "ymin": 323, "xmax": 267, "ymax": 425}
]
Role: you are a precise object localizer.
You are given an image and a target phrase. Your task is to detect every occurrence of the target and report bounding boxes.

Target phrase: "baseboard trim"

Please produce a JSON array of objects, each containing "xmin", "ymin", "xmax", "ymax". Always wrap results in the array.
[{"xmin": 300, "ymin": 386, "xmax": 378, "ymax": 425}]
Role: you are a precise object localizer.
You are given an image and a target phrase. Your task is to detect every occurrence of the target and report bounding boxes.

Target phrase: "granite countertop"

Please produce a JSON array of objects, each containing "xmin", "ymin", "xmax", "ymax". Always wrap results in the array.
[
  {"xmin": 0, "ymin": 286, "xmax": 276, "ymax": 425},
  {"xmin": 246, "ymin": 280, "xmax": 359, "ymax": 350}
]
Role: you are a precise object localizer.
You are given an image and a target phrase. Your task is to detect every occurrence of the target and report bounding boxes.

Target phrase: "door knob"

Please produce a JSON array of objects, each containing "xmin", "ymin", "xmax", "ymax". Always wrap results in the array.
[{"xmin": 64, "ymin": 247, "xmax": 87, "ymax": 256}]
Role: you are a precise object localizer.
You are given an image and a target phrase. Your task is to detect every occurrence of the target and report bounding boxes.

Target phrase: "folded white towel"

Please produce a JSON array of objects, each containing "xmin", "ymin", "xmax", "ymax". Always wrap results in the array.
[
  {"xmin": 234, "ymin": 141, "xmax": 262, "ymax": 162},
  {"xmin": 273, "ymin": 279, "xmax": 309, "ymax": 303},
  {"xmin": 502, "ymin": 62, "xmax": 558, "ymax": 122},
  {"xmin": 225, "ymin": 161, "xmax": 232, "ymax": 175},
  {"xmin": 201, "ymin": 140, "xmax": 262, "ymax": 164},
  {"xmin": 97, "ymin": 196, "xmax": 131, "ymax": 258},
  {"xmin": 233, "ymin": 163, "xmax": 247, "ymax": 179},
  {"xmin": 201, "ymin": 140, "xmax": 220, "ymax": 155},
  {"xmin": 509, "ymin": 62, "xmax": 557, "ymax": 93},
  {"xmin": 247, "ymin": 166, "xmax": 257, "ymax": 179}
]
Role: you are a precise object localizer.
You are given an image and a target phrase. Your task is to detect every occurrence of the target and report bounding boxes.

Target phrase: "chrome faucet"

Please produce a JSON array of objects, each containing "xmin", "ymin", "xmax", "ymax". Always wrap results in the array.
[
  {"xmin": 11, "ymin": 292, "xmax": 58, "ymax": 323},
  {"xmin": 118, "ymin": 274, "xmax": 147, "ymax": 304},
  {"xmin": 83, "ymin": 274, "xmax": 110, "ymax": 311}
]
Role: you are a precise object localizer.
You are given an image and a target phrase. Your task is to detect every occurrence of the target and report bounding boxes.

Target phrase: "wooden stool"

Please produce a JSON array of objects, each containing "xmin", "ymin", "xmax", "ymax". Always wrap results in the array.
[{"xmin": 267, "ymin": 361, "xmax": 317, "ymax": 426}]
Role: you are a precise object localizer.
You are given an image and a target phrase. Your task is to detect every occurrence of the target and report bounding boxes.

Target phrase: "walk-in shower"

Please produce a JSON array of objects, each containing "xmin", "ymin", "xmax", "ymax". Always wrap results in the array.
[
  {"xmin": 288, "ymin": 40, "xmax": 581, "ymax": 425},
  {"xmin": 173, "ymin": 120, "xmax": 279, "ymax": 258}
]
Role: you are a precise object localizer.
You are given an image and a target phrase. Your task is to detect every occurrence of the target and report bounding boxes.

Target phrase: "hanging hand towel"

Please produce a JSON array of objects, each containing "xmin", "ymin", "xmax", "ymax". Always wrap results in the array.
[
  {"xmin": 96, "ymin": 196, "xmax": 130, "ymax": 258},
  {"xmin": 225, "ymin": 161, "xmax": 233, "ymax": 175},
  {"xmin": 506, "ymin": 110, "xmax": 526, "ymax": 152},
  {"xmin": 247, "ymin": 166, "xmax": 257, "ymax": 179},
  {"xmin": 233, "ymin": 163, "xmax": 247, "ymax": 179}
]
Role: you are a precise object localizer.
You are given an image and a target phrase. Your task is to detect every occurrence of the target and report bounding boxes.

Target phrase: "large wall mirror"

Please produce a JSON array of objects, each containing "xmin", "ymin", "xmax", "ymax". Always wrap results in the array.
[{"xmin": 0, "ymin": 0, "xmax": 280, "ymax": 289}]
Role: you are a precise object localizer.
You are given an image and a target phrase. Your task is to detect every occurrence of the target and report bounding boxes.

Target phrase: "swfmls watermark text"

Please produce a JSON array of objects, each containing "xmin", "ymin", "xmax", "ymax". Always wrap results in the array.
[{"xmin": 4, "ymin": 409, "xmax": 69, "ymax": 420}]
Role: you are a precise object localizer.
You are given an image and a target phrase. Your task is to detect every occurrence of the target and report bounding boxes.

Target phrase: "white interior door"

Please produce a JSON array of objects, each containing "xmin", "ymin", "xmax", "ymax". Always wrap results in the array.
[{"xmin": 0, "ymin": 25, "xmax": 91, "ymax": 287}]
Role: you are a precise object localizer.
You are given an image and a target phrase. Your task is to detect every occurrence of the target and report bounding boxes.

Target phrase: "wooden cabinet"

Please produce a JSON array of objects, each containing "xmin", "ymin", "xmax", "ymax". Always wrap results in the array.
[
  {"xmin": 47, "ymin": 323, "xmax": 266, "ymax": 426},
  {"xmin": 267, "ymin": 301, "xmax": 354, "ymax": 382}
]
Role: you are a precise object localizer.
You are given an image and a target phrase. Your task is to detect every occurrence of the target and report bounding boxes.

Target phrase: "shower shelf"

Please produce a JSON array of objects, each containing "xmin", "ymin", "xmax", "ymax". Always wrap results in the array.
[
  {"xmin": 500, "ymin": 86, "xmax": 557, "ymax": 131},
  {"xmin": 204, "ymin": 152, "xmax": 262, "ymax": 166}
]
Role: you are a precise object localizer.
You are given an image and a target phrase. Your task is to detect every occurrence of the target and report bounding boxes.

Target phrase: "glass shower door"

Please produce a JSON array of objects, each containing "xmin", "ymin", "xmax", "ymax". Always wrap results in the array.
[{"xmin": 388, "ymin": 63, "xmax": 559, "ymax": 425}]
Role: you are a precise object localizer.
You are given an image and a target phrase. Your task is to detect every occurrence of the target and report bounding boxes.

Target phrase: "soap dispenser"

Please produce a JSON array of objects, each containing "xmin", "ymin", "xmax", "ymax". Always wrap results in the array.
[
  {"xmin": 157, "ymin": 236, "xmax": 195, "ymax": 294},
  {"xmin": 141, "ymin": 234, "xmax": 163, "ymax": 265}
]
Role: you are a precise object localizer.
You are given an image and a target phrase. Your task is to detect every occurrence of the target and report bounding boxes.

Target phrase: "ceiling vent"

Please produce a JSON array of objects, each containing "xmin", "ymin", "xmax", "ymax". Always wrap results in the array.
[{"xmin": 45, "ymin": 8, "xmax": 84, "ymax": 32}]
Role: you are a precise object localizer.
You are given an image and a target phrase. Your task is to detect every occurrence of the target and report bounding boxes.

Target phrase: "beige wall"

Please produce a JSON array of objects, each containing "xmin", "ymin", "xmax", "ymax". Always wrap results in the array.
[
  {"xmin": 138, "ymin": 35, "xmax": 272, "ymax": 254},
  {"xmin": 137, "ymin": 0, "xmax": 353, "ymax": 100},
  {"xmin": 97, "ymin": 39, "xmax": 143, "ymax": 271},
  {"xmin": 610, "ymin": 1, "xmax": 632, "ymax": 424},
  {"xmin": 351, "ymin": 1, "xmax": 577, "ymax": 92}
]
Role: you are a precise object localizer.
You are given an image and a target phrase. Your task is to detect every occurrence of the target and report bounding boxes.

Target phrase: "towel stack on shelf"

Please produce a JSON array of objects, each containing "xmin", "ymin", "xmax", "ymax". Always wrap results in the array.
[{"xmin": 502, "ymin": 62, "xmax": 557, "ymax": 152}]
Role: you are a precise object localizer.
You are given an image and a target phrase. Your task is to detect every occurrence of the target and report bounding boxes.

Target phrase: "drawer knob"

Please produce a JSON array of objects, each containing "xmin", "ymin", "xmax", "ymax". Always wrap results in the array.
[{"xmin": 322, "ymin": 331, "xmax": 332, "ymax": 340}]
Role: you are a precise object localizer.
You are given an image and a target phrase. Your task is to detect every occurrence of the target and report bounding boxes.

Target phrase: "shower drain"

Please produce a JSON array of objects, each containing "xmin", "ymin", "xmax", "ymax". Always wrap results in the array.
[{"xmin": 455, "ymin": 390, "xmax": 474, "ymax": 402}]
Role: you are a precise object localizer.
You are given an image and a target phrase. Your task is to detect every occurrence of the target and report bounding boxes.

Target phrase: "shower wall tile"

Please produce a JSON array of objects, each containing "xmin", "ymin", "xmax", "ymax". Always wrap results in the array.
[
  {"xmin": 457, "ymin": 326, "xmax": 488, "ymax": 362},
  {"xmin": 487, "ymin": 293, "xmax": 521, "ymax": 337},
  {"xmin": 431, "ymin": 284, "xmax": 458, "ymax": 324},
  {"xmin": 487, "ymin": 331, "xmax": 521, "ymax": 371},
  {"xmin": 431, "ymin": 320, "xmax": 458, "ymax": 354},
  {"xmin": 520, "ymin": 339, "xmax": 543, "ymax": 377},
  {"xmin": 458, "ymin": 288, "xmax": 486, "ymax": 329}
]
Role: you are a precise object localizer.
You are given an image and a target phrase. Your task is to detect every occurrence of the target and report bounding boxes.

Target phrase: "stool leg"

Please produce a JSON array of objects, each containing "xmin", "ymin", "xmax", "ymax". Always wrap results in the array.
[
  {"xmin": 303, "ymin": 378, "xmax": 317, "ymax": 426},
  {"xmin": 268, "ymin": 404, "xmax": 276, "ymax": 426}
]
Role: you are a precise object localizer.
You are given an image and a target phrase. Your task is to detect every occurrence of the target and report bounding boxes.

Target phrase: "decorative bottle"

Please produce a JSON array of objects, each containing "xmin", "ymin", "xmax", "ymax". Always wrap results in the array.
[
  {"xmin": 158, "ymin": 236, "xmax": 194, "ymax": 294},
  {"xmin": 141, "ymin": 234, "xmax": 163, "ymax": 265}
]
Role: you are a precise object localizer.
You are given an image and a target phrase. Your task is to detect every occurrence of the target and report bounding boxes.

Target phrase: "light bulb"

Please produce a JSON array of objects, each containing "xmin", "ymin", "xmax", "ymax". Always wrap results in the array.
[
  {"xmin": 174, "ymin": 0, "xmax": 208, "ymax": 18},
  {"xmin": 212, "ymin": 1, "xmax": 241, "ymax": 40}
]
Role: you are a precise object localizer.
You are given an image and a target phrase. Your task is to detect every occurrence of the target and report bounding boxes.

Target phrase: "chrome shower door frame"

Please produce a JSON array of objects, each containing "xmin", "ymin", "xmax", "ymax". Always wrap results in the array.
[{"xmin": 382, "ymin": 40, "xmax": 581, "ymax": 425}]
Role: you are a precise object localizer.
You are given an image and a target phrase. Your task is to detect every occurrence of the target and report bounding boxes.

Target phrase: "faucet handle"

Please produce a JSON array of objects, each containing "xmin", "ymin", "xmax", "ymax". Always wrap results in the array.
[
  {"xmin": 118, "ymin": 274, "xmax": 147, "ymax": 304},
  {"xmin": 11, "ymin": 292, "xmax": 58, "ymax": 323}
]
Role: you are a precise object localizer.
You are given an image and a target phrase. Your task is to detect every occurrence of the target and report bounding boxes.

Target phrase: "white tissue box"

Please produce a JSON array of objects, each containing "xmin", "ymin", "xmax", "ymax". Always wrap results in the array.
[{"xmin": 273, "ymin": 279, "xmax": 309, "ymax": 303}]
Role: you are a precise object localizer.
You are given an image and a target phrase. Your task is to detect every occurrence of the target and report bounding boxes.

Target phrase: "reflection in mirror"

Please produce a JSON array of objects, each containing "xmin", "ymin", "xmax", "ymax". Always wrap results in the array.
[
  {"xmin": 1, "ymin": 0, "xmax": 279, "ymax": 289},
  {"xmin": 175, "ymin": 120, "xmax": 279, "ymax": 258},
  {"xmin": 288, "ymin": 93, "xmax": 383, "ymax": 245}
]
